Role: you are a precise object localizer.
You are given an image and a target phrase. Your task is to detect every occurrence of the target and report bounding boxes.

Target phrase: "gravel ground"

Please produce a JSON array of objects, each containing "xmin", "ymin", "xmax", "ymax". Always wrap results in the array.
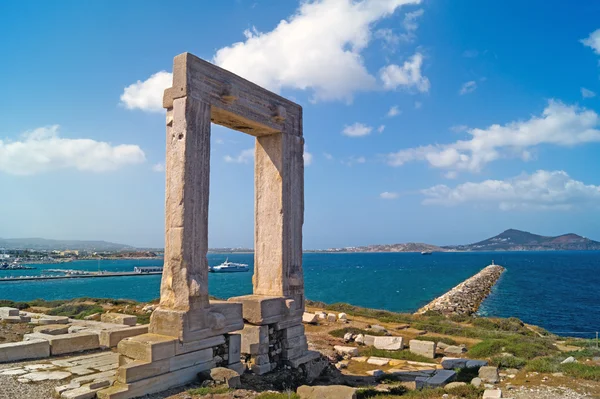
[
  {"xmin": 509, "ymin": 385, "xmax": 598, "ymax": 399},
  {"xmin": 0, "ymin": 359, "xmax": 64, "ymax": 399}
]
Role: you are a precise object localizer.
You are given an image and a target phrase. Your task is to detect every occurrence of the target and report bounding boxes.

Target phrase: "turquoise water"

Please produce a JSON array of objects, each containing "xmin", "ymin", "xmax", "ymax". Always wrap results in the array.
[{"xmin": 2, "ymin": 252, "xmax": 599, "ymax": 337}]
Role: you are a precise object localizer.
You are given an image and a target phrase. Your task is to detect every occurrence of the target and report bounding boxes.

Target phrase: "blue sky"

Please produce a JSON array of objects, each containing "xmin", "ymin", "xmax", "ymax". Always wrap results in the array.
[{"xmin": 1, "ymin": 0, "xmax": 600, "ymax": 249}]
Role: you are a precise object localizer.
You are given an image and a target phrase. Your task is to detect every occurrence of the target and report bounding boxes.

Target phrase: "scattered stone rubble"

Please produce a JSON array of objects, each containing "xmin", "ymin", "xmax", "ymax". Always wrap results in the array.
[{"xmin": 415, "ymin": 264, "xmax": 505, "ymax": 316}]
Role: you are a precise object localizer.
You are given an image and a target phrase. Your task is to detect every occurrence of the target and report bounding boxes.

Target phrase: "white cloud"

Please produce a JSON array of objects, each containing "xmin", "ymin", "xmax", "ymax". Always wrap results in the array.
[
  {"xmin": 421, "ymin": 170, "xmax": 600, "ymax": 210},
  {"xmin": 213, "ymin": 0, "xmax": 420, "ymax": 102},
  {"xmin": 120, "ymin": 71, "xmax": 172, "ymax": 112},
  {"xmin": 380, "ymin": 191, "xmax": 399, "ymax": 199},
  {"xmin": 324, "ymin": 152, "xmax": 334, "ymax": 160},
  {"xmin": 380, "ymin": 53, "xmax": 430, "ymax": 92},
  {"xmin": 224, "ymin": 148, "xmax": 254, "ymax": 163},
  {"xmin": 0, "ymin": 126, "xmax": 146, "ymax": 175},
  {"xmin": 342, "ymin": 122, "xmax": 373, "ymax": 137},
  {"xmin": 375, "ymin": 28, "xmax": 400, "ymax": 49},
  {"xmin": 459, "ymin": 80, "xmax": 477, "ymax": 95},
  {"xmin": 341, "ymin": 156, "xmax": 366, "ymax": 166},
  {"xmin": 387, "ymin": 100, "xmax": 600, "ymax": 174},
  {"xmin": 377, "ymin": 125, "xmax": 386, "ymax": 133},
  {"xmin": 403, "ymin": 9, "xmax": 424, "ymax": 32},
  {"xmin": 387, "ymin": 105, "xmax": 401, "ymax": 117},
  {"xmin": 581, "ymin": 29, "xmax": 600, "ymax": 54},
  {"xmin": 152, "ymin": 163, "xmax": 165, "ymax": 172},
  {"xmin": 582, "ymin": 87, "xmax": 597, "ymax": 98},
  {"xmin": 444, "ymin": 171, "xmax": 458, "ymax": 179},
  {"xmin": 304, "ymin": 145, "xmax": 313, "ymax": 166}
]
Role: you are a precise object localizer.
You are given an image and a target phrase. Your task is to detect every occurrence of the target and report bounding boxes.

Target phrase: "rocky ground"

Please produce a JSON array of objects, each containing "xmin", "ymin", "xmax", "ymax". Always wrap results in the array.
[{"xmin": 2, "ymin": 299, "xmax": 600, "ymax": 399}]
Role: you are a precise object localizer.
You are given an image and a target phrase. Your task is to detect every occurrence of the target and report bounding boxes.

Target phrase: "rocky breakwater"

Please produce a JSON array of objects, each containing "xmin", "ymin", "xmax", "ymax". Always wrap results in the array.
[{"xmin": 415, "ymin": 264, "xmax": 505, "ymax": 316}]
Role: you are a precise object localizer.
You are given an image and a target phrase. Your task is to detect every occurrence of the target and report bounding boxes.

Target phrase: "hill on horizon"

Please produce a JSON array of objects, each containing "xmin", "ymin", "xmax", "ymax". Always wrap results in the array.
[
  {"xmin": 0, "ymin": 237, "xmax": 135, "ymax": 252},
  {"xmin": 447, "ymin": 229, "xmax": 600, "ymax": 251}
]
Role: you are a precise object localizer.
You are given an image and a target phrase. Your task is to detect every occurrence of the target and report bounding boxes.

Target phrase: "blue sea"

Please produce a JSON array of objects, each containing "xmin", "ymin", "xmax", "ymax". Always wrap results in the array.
[{"xmin": 1, "ymin": 252, "xmax": 598, "ymax": 338}]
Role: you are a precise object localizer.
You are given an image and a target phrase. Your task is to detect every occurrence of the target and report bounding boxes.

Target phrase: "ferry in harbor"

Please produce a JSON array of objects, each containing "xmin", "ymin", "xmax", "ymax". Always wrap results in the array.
[{"xmin": 209, "ymin": 259, "xmax": 249, "ymax": 273}]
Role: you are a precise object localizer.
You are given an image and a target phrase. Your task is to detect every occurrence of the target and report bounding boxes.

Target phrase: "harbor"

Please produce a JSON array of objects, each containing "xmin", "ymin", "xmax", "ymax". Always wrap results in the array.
[{"xmin": 0, "ymin": 267, "xmax": 162, "ymax": 282}]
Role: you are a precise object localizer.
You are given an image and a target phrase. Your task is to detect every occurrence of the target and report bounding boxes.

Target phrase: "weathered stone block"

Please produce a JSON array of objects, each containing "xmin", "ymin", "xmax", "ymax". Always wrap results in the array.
[
  {"xmin": 0, "ymin": 339, "xmax": 50, "ymax": 362},
  {"xmin": 239, "ymin": 325, "xmax": 269, "ymax": 355},
  {"xmin": 118, "ymin": 334, "xmax": 176, "ymax": 362},
  {"xmin": 409, "ymin": 340, "xmax": 436, "ymax": 359},
  {"xmin": 0, "ymin": 307, "xmax": 19, "ymax": 317},
  {"xmin": 334, "ymin": 346, "xmax": 358, "ymax": 356},
  {"xmin": 282, "ymin": 335, "xmax": 307, "ymax": 349},
  {"xmin": 199, "ymin": 367, "xmax": 241, "ymax": 388},
  {"xmin": 227, "ymin": 334, "xmax": 241, "ymax": 365},
  {"xmin": 2, "ymin": 316, "xmax": 23, "ymax": 323},
  {"xmin": 284, "ymin": 350, "xmax": 321, "ymax": 368},
  {"xmin": 38, "ymin": 316, "xmax": 69, "ymax": 325},
  {"xmin": 302, "ymin": 312, "xmax": 318, "ymax": 324},
  {"xmin": 51, "ymin": 332, "xmax": 100, "ymax": 355},
  {"xmin": 367, "ymin": 357, "xmax": 390, "ymax": 366},
  {"xmin": 441, "ymin": 357, "xmax": 467, "ymax": 369},
  {"xmin": 175, "ymin": 335, "xmax": 225, "ymax": 355},
  {"xmin": 101, "ymin": 313, "xmax": 137, "ymax": 326},
  {"xmin": 99, "ymin": 325, "xmax": 148, "ymax": 348},
  {"xmin": 227, "ymin": 295, "xmax": 287, "ymax": 324},
  {"xmin": 482, "ymin": 389, "xmax": 502, "ymax": 399},
  {"xmin": 33, "ymin": 324, "xmax": 70, "ymax": 335},
  {"xmin": 281, "ymin": 324, "xmax": 305, "ymax": 340},
  {"xmin": 98, "ymin": 359, "xmax": 215, "ymax": 399},
  {"xmin": 373, "ymin": 336, "xmax": 403, "ymax": 350},
  {"xmin": 479, "ymin": 366, "xmax": 499, "ymax": 383}
]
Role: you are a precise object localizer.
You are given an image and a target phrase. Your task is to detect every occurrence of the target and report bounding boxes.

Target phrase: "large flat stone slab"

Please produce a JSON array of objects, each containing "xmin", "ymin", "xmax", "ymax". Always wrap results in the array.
[
  {"xmin": 99, "ymin": 325, "xmax": 148, "ymax": 348},
  {"xmin": 409, "ymin": 340, "xmax": 436, "ymax": 359},
  {"xmin": 34, "ymin": 324, "xmax": 71, "ymax": 335},
  {"xmin": 21, "ymin": 370, "xmax": 72, "ymax": 381},
  {"xmin": 373, "ymin": 336, "xmax": 403, "ymax": 350},
  {"xmin": 0, "ymin": 307, "xmax": 19, "ymax": 317},
  {"xmin": 101, "ymin": 313, "xmax": 137, "ymax": 326},
  {"xmin": 117, "ymin": 334, "xmax": 177, "ymax": 362},
  {"xmin": 0, "ymin": 339, "xmax": 50, "ymax": 362},
  {"xmin": 25, "ymin": 332, "xmax": 100, "ymax": 355}
]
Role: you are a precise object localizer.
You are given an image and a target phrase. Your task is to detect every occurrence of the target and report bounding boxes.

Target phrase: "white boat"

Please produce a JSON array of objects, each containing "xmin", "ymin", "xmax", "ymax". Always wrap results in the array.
[
  {"xmin": 209, "ymin": 258, "xmax": 249, "ymax": 273},
  {"xmin": 421, "ymin": 251, "xmax": 433, "ymax": 255}
]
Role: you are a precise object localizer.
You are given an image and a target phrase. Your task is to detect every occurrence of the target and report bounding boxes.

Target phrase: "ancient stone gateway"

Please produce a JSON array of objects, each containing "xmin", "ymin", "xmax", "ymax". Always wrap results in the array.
[{"xmin": 99, "ymin": 52, "xmax": 313, "ymax": 398}]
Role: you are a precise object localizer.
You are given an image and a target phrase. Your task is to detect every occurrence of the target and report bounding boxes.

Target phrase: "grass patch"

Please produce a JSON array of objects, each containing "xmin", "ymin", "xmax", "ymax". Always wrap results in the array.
[
  {"xmin": 561, "ymin": 362, "xmax": 600, "ymax": 381},
  {"xmin": 468, "ymin": 336, "xmax": 556, "ymax": 359},
  {"xmin": 329, "ymin": 327, "xmax": 386, "ymax": 338},
  {"xmin": 414, "ymin": 336, "xmax": 458, "ymax": 346},
  {"xmin": 356, "ymin": 385, "xmax": 482, "ymax": 399},
  {"xmin": 490, "ymin": 355, "xmax": 527, "ymax": 369},
  {"xmin": 358, "ymin": 347, "xmax": 434, "ymax": 363},
  {"xmin": 46, "ymin": 304, "xmax": 104, "ymax": 319},
  {"xmin": 187, "ymin": 386, "xmax": 231, "ymax": 396},
  {"xmin": 525, "ymin": 357, "xmax": 561, "ymax": 373}
]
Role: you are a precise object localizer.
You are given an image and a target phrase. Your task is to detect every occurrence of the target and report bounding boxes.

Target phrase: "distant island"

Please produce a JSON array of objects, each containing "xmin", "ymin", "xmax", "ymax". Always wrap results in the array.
[
  {"xmin": 3, "ymin": 228, "xmax": 599, "ymax": 253},
  {"xmin": 314, "ymin": 229, "xmax": 600, "ymax": 253}
]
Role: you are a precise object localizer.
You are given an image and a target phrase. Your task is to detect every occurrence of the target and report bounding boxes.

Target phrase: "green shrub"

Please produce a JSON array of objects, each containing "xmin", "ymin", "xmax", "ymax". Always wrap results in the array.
[
  {"xmin": 490, "ymin": 356, "xmax": 527, "ymax": 369},
  {"xmin": 187, "ymin": 386, "xmax": 231, "ymax": 395},
  {"xmin": 449, "ymin": 314, "xmax": 471, "ymax": 323},
  {"xmin": 0, "ymin": 300, "xmax": 30, "ymax": 310},
  {"xmin": 560, "ymin": 363, "xmax": 600, "ymax": 381},
  {"xmin": 525, "ymin": 357, "xmax": 560, "ymax": 373},
  {"xmin": 46, "ymin": 304, "xmax": 104, "ymax": 319},
  {"xmin": 27, "ymin": 299, "xmax": 69, "ymax": 308},
  {"xmin": 468, "ymin": 336, "xmax": 556, "ymax": 360}
]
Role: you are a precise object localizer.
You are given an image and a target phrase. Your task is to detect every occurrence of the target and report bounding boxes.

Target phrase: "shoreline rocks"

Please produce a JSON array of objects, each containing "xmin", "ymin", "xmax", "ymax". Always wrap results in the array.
[{"xmin": 415, "ymin": 264, "xmax": 505, "ymax": 316}]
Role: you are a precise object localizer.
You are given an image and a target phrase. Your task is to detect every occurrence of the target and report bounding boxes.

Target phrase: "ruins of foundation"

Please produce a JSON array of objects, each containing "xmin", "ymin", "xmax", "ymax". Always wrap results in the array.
[{"xmin": 96, "ymin": 52, "xmax": 316, "ymax": 399}]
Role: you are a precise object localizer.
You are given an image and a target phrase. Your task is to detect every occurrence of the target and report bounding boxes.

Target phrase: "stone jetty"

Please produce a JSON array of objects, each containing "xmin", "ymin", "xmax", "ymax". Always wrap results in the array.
[{"xmin": 415, "ymin": 264, "xmax": 505, "ymax": 316}]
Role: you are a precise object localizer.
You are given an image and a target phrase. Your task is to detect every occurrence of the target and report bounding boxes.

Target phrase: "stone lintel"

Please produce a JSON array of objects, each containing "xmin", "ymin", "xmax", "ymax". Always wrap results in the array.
[
  {"xmin": 162, "ymin": 52, "xmax": 302, "ymax": 138},
  {"xmin": 149, "ymin": 302, "xmax": 243, "ymax": 343},
  {"xmin": 228, "ymin": 295, "xmax": 301, "ymax": 325}
]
